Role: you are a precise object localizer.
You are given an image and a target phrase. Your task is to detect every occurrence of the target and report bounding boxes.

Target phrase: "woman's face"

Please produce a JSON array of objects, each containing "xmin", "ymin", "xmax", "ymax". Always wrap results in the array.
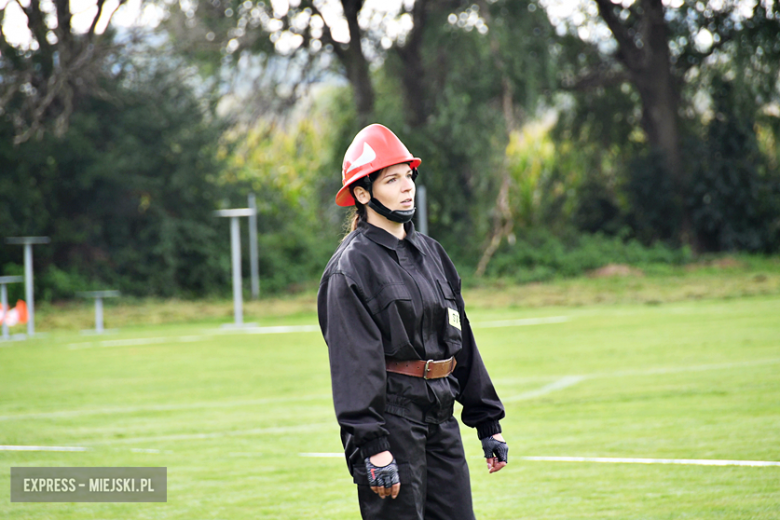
[{"xmin": 364, "ymin": 162, "xmax": 415, "ymax": 212}]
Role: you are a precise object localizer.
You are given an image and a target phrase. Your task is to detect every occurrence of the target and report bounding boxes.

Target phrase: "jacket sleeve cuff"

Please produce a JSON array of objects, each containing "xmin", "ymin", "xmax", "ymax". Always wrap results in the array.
[
  {"xmin": 476, "ymin": 420, "xmax": 502, "ymax": 440},
  {"xmin": 359, "ymin": 436, "xmax": 392, "ymax": 460}
]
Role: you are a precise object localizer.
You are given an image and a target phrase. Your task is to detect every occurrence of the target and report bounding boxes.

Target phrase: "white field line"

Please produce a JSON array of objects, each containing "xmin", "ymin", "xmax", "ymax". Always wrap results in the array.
[
  {"xmin": 0, "ymin": 445, "xmax": 88, "ymax": 452},
  {"xmin": 502, "ymin": 376, "xmax": 587, "ymax": 402},
  {"xmin": 500, "ymin": 358, "xmax": 780, "ymax": 402},
  {"xmin": 65, "ymin": 318, "xmax": 565, "ymax": 349},
  {"xmin": 6, "ymin": 445, "xmax": 774, "ymax": 467},
  {"xmin": 242, "ymin": 325, "xmax": 320, "ymax": 334},
  {"xmin": 521, "ymin": 456, "xmax": 780, "ymax": 467},
  {"xmin": 0, "ymin": 394, "xmax": 330, "ymax": 422},
  {"xmin": 91, "ymin": 422, "xmax": 334, "ymax": 445},
  {"xmin": 12, "ymin": 358, "xmax": 779, "ymax": 422},
  {"xmin": 200, "ymin": 325, "xmax": 320, "ymax": 335},
  {"xmin": 495, "ymin": 357, "xmax": 780, "ymax": 389},
  {"xmin": 3, "ymin": 424, "xmax": 332, "ymax": 452},
  {"xmin": 298, "ymin": 453, "xmax": 780, "ymax": 467},
  {"xmin": 68, "ymin": 334, "xmax": 224, "ymax": 349},
  {"xmin": 0, "ymin": 334, "xmax": 28, "ymax": 344},
  {"xmin": 599, "ymin": 357, "xmax": 780, "ymax": 378},
  {"xmin": 66, "ymin": 325, "xmax": 321, "ymax": 349},
  {"xmin": 474, "ymin": 316, "xmax": 569, "ymax": 328},
  {"xmin": 299, "ymin": 452, "xmax": 344, "ymax": 458},
  {"xmin": 68, "ymin": 337, "xmax": 170, "ymax": 349}
]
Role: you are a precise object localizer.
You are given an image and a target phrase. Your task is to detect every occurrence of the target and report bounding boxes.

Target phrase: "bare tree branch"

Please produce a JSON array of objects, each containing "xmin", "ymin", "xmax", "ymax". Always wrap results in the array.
[
  {"xmin": 87, "ymin": 0, "xmax": 109, "ymax": 37},
  {"xmin": 394, "ymin": 0, "xmax": 429, "ymax": 127},
  {"xmin": 22, "ymin": 0, "xmax": 52, "ymax": 55},
  {"xmin": 593, "ymin": 0, "xmax": 644, "ymax": 72},
  {"xmin": 2, "ymin": 0, "xmax": 129, "ymax": 143},
  {"xmin": 340, "ymin": 0, "xmax": 374, "ymax": 123},
  {"xmin": 475, "ymin": 0, "xmax": 519, "ymax": 277},
  {"xmin": 54, "ymin": 0, "xmax": 72, "ymax": 45},
  {"xmin": 86, "ymin": 0, "xmax": 128, "ymax": 39}
]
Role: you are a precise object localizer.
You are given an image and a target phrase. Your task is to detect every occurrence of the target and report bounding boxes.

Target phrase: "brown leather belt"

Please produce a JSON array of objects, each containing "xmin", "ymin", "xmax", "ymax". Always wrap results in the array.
[{"xmin": 385, "ymin": 357, "xmax": 457, "ymax": 380}]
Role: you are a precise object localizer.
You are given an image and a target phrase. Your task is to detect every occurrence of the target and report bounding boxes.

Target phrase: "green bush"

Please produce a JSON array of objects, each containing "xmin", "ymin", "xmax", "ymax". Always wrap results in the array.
[
  {"xmin": 39, "ymin": 265, "xmax": 91, "ymax": 302},
  {"xmin": 0, "ymin": 57, "xmax": 228, "ymax": 301},
  {"xmin": 256, "ymin": 227, "xmax": 337, "ymax": 295},
  {"xmin": 687, "ymin": 79, "xmax": 780, "ymax": 253},
  {"xmin": 484, "ymin": 229, "xmax": 691, "ymax": 283}
]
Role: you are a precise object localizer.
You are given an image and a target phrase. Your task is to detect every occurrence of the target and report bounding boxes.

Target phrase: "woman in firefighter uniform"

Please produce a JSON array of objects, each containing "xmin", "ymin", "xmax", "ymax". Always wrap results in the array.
[{"xmin": 317, "ymin": 124, "xmax": 508, "ymax": 520}]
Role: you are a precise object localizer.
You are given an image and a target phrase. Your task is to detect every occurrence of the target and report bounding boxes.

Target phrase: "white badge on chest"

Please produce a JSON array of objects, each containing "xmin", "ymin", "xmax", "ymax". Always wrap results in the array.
[{"xmin": 448, "ymin": 307, "xmax": 461, "ymax": 331}]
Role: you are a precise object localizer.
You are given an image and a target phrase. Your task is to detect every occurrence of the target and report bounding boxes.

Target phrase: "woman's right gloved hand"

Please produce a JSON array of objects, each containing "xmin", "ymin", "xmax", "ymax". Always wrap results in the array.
[
  {"xmin": 481, "ymin": 434, "xmax": 509, "ymax": 473},
  {"xmin": 365, "ymin": 451, "xmax": 401, "ymax": 499}
]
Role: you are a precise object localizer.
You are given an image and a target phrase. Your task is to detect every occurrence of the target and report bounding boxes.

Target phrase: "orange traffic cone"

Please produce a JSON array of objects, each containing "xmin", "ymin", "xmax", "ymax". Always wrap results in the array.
[
  {"xmin": 0, "ymin": 300, "xmax": 28, "ymax": 327},
  {"xmin": 15, "ymin": 300, "xmax": 28, "ymax": 324}
]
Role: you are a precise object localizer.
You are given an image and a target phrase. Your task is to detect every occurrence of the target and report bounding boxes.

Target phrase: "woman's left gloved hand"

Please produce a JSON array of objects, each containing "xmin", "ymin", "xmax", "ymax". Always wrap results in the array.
[
  {"xmin": 365, "ymin": 452, "xmax": 401, "ymax": 499},
  {"xmin": 481, "ymin": 434, "xmax": 508, "ymax": 473}
]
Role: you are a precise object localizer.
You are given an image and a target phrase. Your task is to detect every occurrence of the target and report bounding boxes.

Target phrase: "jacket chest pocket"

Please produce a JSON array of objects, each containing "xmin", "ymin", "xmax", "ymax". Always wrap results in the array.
[
  {"xmin": 365, "ymin": 283, "xmax": 414, "ymax": 357},
  {"xmin": 436, "ymin": 279, "xmax": 463, "ymax": 348}
]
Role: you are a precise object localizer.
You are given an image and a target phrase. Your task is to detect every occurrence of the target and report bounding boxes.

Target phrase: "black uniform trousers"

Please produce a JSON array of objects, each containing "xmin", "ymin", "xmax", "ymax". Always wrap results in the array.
[{"xmin": 355, "ymin": 411, "xmax": 476, "ymax": 520}]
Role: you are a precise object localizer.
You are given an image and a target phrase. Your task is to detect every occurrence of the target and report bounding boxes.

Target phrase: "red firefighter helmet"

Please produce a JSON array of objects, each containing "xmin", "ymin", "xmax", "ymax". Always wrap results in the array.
[{"xmin": 336, "ymin": 124, "xmax": 421, "ymax": 207}]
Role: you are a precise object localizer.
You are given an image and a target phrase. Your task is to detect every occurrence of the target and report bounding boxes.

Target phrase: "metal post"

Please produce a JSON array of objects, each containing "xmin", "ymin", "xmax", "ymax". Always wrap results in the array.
[
  {"xmin": 1, "ymin": 283, "xmax": 7, "ymax": 341},
  {"xmin": 248, "ymin": 194, "xmax": 260, "ymax": 300},
  {"xmin": 214, "ymin": 208, "xmax": 256, "ymax": 329},
  {"xmin": 230, "ymin": 216, "xmax": 243, "ymax": 326},
  {"xmin": 24, "ymin": 244, "xmax": 34, "ymax": 336},
  {"xmin": 417, "ymin": 185, "xmax": 428, "ymax": 236},
  {"xmin": 5, "ymin": 237, "xmax": 49, "ymax": 337},
  {"xmin": 95, "ymin": 296, "xmax": 104, "ymax": 334},
  {"xmin": 78, "ymin": 290, "xmax": 120, "ymax": 334}
]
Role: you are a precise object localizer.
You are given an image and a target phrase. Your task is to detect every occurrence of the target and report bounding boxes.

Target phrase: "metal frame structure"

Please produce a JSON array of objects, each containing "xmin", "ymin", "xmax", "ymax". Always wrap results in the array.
[
  {"xmin": 78, "ymin": 291, "xmax": 120, "ymax": 334},
  {"xmin": 214, "ymin": 208, "xmax": 257, "ymax": 328},
  {"xmin": 4, "ymin": 237, "xmax": 50, "ymax": 336}
]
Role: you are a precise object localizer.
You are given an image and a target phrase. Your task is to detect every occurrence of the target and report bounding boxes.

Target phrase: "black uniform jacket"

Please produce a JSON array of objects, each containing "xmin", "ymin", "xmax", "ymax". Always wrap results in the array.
[{"xmin": 317, "ymin": 220, "xmax": 505, "ymax": 467}]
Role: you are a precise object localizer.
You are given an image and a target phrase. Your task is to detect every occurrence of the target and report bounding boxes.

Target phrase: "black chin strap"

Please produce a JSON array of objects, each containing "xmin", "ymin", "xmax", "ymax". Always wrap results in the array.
[{"xmin": 368, "ymin": 198, "xmax": 416, "ymax": 223}]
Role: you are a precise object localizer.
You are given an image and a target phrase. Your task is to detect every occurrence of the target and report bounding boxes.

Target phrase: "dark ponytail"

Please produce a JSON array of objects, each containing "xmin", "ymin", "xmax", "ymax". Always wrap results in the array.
[
  {"xmin": 342, "ymin": 170, "xmax": 382, "ymax": 239},
  {"xmin": 347, "ymin": 202, "xmax": 368, "ymax": 234}
]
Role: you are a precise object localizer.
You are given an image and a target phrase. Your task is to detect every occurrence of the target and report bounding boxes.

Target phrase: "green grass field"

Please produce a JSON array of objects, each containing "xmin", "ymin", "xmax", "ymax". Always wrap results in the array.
[{"xmin": 1, "ymin": 293, "xmax": 779, "ymax": 519}]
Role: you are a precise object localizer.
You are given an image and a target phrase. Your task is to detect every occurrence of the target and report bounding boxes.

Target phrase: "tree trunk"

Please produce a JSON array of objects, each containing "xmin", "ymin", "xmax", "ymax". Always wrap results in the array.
[
  {"xmin": 341, "ymin": 0, "xmax": 375, "ymax": 126},
  {"xmin": 594, "ymin": 0, "xmax": 693, "ymax": 246},
  {"xmin": 633, "ymin": 0, "xmax": 681, "ymax": 176},
  {"xmin": 394, "ymin": 0, "xmax": 429, "ymax": 128}
]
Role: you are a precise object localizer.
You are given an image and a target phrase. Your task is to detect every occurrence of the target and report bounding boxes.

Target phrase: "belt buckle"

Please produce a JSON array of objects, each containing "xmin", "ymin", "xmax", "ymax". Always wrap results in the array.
[{"xmin": 423, "ymin": 360, "xmax": 433, "ymax": 380}]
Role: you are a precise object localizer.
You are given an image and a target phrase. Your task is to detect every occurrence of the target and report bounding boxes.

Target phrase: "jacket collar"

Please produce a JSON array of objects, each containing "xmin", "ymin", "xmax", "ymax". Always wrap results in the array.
[{"xmin": 357, "ymin": 220, "xmax": 427, "ymax": 256}]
